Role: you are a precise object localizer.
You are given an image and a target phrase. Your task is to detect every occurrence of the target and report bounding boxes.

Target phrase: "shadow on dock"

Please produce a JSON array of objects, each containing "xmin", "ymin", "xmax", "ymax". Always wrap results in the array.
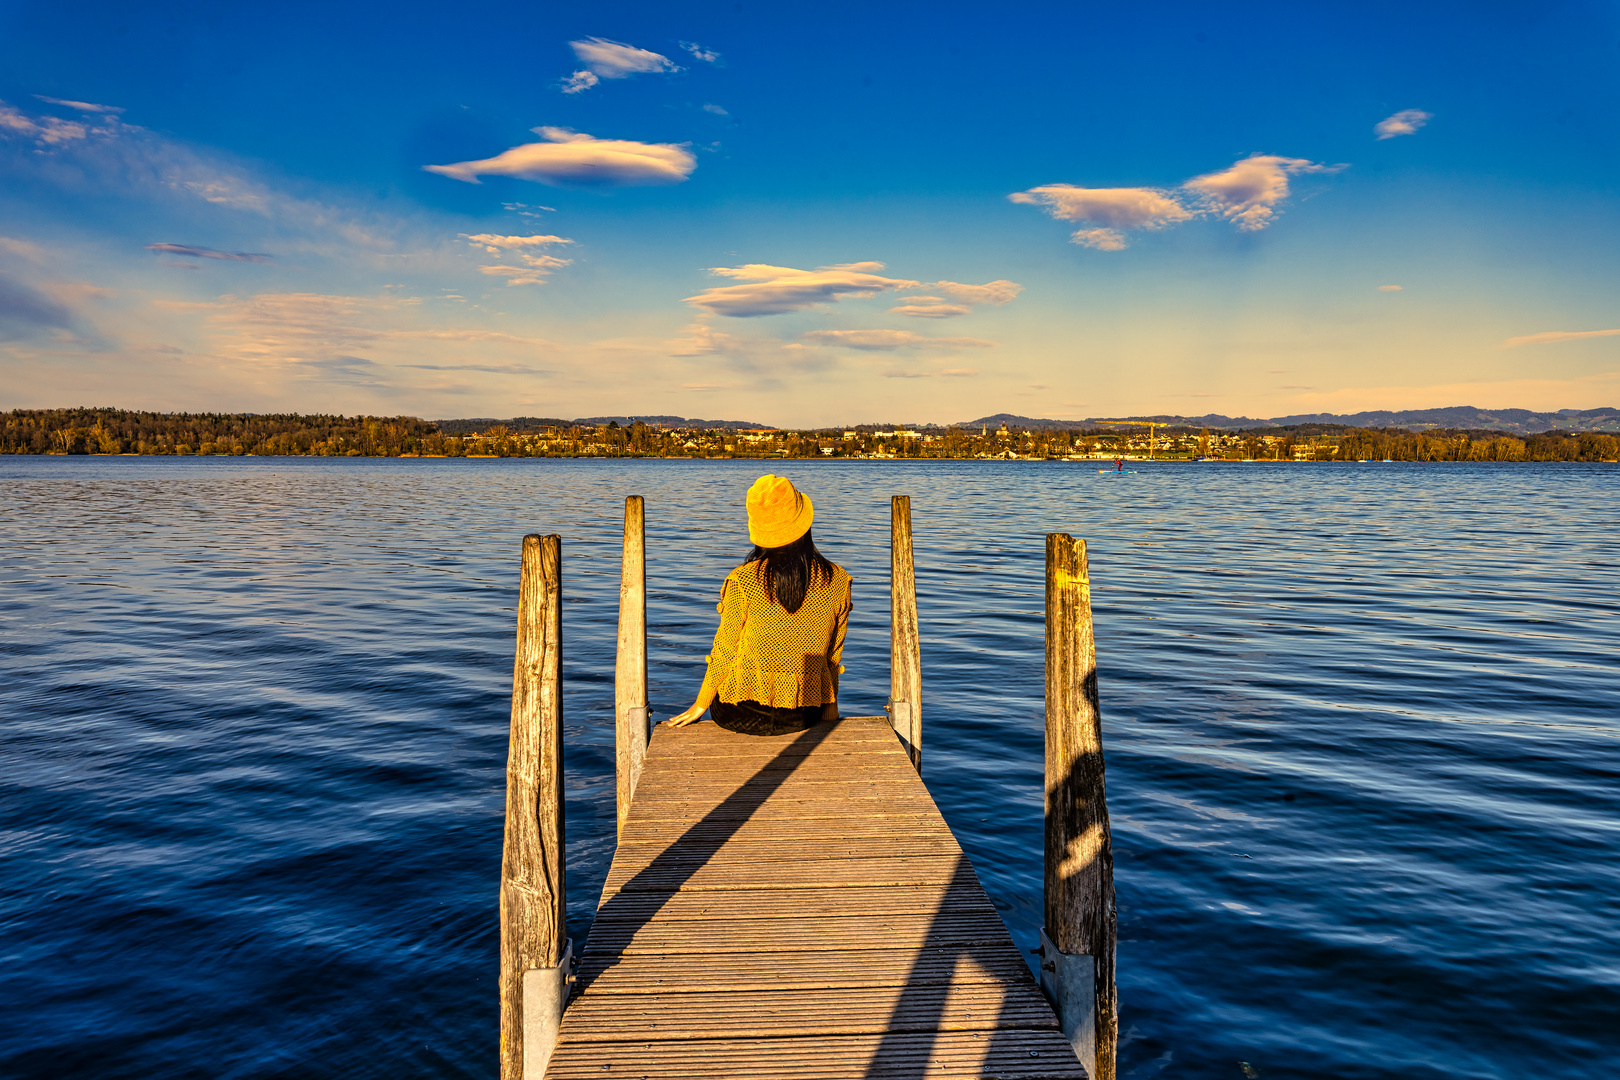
[{"xmin": 579, "ymin": 718, "xmax": 838, "ymax": 987}]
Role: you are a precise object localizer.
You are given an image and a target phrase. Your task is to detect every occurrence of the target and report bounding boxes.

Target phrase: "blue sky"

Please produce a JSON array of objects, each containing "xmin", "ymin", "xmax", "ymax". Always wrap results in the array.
[{"xmin": 2, "ymin": 0, "xmax": 1617, "ymax": 425}]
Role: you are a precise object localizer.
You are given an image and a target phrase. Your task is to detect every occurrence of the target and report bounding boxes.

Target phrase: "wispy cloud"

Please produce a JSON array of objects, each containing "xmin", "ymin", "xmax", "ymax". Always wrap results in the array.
[
  {"xmin": 1375, "ymin": 109, "xmax": 1432, "ymax": 140},
  {"xmin": 1009, "ymin": 186, "xmax": 1188, "ymax": 229},
  {"xmin": 879, "ymin": 366, "xmax": 979, "ymax": 379},
  {"xmin": 461, "ymin": 233, "xmax": 575, "ymax": 283},
  {"xmin": 0, "ymin": 99, "xmax": 100, "ymax": 146},
  {"xmin": 681, "ymin": 41, "xmax": 722, "ymax": 64},
  {"xmin": 562, "ymin": 38, "xmax": 679, "ymax": 93},
  {"xmin": 393, "ymin": 329, "xmax": 558, "ymax": 345},
  {"xmin": 921, "ymin": 279, "xmax": 1022, "ymax": 305},
  {"xmin": 1008, "ymin": 185, "xmax": 1192, "ymax": 249},
  {"xmin": 179, "ymin": 293, "xmax": 563, "ymax": 381},
  {"xmin": 1011, "ymin": 154, "xmax": 1342, "ymax": 247},
  {"xmin": 0, "ymin": 237, "xmax": 44, "ymax": 259},
  {"xmin": 1502, "ymin": 328, "xmax": 1620, "ymax": 348},
  {"xmin": 478, "ymin": 254, "xmax": 572, "ymax": 286},
  {"xmin": 683, "ymin": 262, "xmax": 919, "ymax": 317},
  {"xmin": 665, "ymin": 320, "xmax": 734, "ymax": 357},
  {"xmin": 889, "ymin": 298, "xmax": 971, "ymax": 318},
  {"xmin": 1378, "ymin": 284, "xmax": 1403, "ymax": 291},
  {"xmin": 399, "ymin": 361, "xmax": 552, "ymax": 375},
  {"xmin": 890, "ymin": 279, "xmax": 1021, "ymax": 318},
  {"xmin": 560, "ymin": 71, "xmax": 600, "ymax": 94},
  {"xmin": 662, "ymin": 319, "xmax": 826, "ymax": 386},
  {"xmin": 424, "ymin": 127, "xmax": 696, "ymax": 187},
  {"xmin": 0, "ymin": 100, "xmax": 425, "ymax": 259},
  {"xmin": 33, "ymin": 95, "xmax": 123, "ymax": 114},
  {"xmin": 282, "ymin": 353, "xmax": 394, "ymax": 387},
  {"xmin": 502, "ymin": 202, "xmax": 557, "ymax": 218},
  {"xmin": 146, "ymin": 243, "xmax": 271, "ymax": 262},
  {"xmin": 702, "ymin": 103, "xmax": 729, "ymax": 116},
  {"xmin": 802, "ymin": 329, "xmax": 995, "ymax": 351},
  {"xmin": 572, "ymin": 37, "xmax": 679, "ymax": 76},
  {"xmin": 1071, "ymin": 229, "xmax": 1128, "ymax": 251},
  {"xmin": 0, "ymin": 271, "xmax": 77, "ymax": 340},
  {"xmin": 461, "ymin": 233, "xmax": 573, "ymax": 253},
  {"xmin": 1181, "ymin": 154, "xmax": 1344, "ymax": 231}
]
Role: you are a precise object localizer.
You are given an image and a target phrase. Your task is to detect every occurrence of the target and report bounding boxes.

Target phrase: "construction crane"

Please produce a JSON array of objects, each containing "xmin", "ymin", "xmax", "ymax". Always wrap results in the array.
[{"xmin": 1091, "ymin": 419, "xmax": 1174, "ymax": 459}]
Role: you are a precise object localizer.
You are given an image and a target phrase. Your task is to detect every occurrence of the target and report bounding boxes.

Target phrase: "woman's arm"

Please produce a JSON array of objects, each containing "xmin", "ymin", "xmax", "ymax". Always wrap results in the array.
[
  {"xmin": 820, "ymin": 576, "xmax": 852, "ymax": 722},
  {"xmin": 667, "ymin": 671, "xmax": 717, "ymax": 728},
  {"xmin": 668, "ymin": 576, "xmax": 745, "ymax": 728}
]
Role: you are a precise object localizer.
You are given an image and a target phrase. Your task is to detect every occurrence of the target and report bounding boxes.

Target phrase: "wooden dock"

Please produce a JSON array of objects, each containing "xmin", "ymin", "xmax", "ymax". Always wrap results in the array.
[
  {"xmin": 499, "ymin": 498, "xmax": 1116, "ymax": 1080},
  {"xmin": 545, "ymin": 715, "xmax": 1081, "ymax": 1078}
]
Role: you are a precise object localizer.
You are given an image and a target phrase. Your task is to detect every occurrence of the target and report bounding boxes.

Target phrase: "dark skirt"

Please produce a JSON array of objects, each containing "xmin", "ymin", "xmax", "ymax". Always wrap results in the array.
[{"xmin": 710, "ymin": 699, "xmax": 824, "ymax": 737}]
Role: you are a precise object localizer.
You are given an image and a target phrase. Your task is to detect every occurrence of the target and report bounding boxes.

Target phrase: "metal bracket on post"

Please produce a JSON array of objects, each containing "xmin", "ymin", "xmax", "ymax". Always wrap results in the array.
[
  {"xmin": 885, "ymin": 699, "xmax": 915, "ymax": 761},
  {"xmin": 627, "ymin": 705, "xmax": 649, "ymax": 740},
  {"xmin": 1037, "ymin": 927, "xmax": 1096, "ymax": 1079},
  {"xmin": 521, "ymin": 938, "xmax": 574, "ymax": 1080}
]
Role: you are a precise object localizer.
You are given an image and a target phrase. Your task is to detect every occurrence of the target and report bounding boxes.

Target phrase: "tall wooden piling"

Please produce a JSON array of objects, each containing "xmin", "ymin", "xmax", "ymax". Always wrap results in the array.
[
  {"xmin": 615, "ymin": 496, "xmax": 649, "ymax": 840},
  {"xmin": 1044, "ymin": 534, "xmax": 1118, "ymax": 1080},
  {"xmin": 889, "ymin": 495, "xmax": 922, "ymax": 771},
  {"xmin": 500, "ymin": 534, "xmax": 568, "ymax": 1080}
]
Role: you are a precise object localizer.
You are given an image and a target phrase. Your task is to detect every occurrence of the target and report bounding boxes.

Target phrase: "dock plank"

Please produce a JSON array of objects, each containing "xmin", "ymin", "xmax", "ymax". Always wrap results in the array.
[
  {"xmin": 546, "ymin": 1031, "xmax": 1085, "ymax": 1079},
  {"xmin": 583, "ymin": 912, "xmax": 1019, "ymax": 955},
  {"xmin": 585, "ymin": 883, "xmax": 996, "ymax": 922},
  {"xmin": 574, "ymin": 944, "xmax": 1032, "ymax": 993},
  {"xmin": 551, "ymin": 717, "xmax": 1082, "ymax": 1077}
]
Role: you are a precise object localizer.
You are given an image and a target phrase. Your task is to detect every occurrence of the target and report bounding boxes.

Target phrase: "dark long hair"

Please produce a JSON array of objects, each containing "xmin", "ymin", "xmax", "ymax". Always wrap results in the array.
[{"xmin": 745, "ymin": 529, "xmax": 835, "ymax": 614}]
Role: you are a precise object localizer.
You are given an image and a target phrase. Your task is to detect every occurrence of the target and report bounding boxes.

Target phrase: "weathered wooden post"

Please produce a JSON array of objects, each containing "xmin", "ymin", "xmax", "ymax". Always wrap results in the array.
[
  {"xmin": 889, "ymin": 495, "xmax": 922, "ymax": 771},
  {"xmin": 500, "ymin": 534, "xmax": 571, "ymax": 1080},
  {"xmin": 1041, "ymin": 534, "xmax": 1117, "ymax": 1080},
  {"xmin": 615, "ymin": 495, "xmax": 649, "ymax": 839}
]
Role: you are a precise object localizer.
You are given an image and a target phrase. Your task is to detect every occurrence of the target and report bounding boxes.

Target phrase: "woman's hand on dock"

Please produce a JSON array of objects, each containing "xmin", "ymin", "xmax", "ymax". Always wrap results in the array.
[
  {"xmin": 668, "ymin": 676, "xmax": 717, "ymax": 727},
  {"xmin": 666, "ymin": 704, "xmax": 705, "ymax": 728}
]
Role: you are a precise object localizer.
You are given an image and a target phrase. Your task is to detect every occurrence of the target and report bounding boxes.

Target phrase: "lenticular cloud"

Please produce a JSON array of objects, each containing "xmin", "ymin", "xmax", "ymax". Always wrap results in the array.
[
  {"xmin": 424, "ymin": 128, "xmax": 696, "ymax": 187},
  {"xmin": 683, "ymin": 263, "xmax": 920, "ymax": 318}
]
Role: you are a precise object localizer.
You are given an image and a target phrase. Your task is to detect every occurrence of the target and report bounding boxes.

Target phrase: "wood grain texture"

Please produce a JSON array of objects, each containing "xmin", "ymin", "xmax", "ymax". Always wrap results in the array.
[
  {"xmin": 581, "ymin": 912, "xmax": 1020, "ymax": 956},
  {"xmin": 549, "ymin": 716, "xmax": 1080, "ymax": 1077},
  {"xmin": 1045, "ymin": 533, "xmax": 1118, "ymax": 1080},
  {"xmin": 890, "ymin": 495, "xmax": 923, "ymax": 771},
  {"xmin": 557, "ymin": 981, "xmax": 1057, "ymax": 1040},
  {"xmin": 545, "ymin": 1031, "xmax": 1085, "ymax": 1079},
  {"xmin": 615, "ymin": 495, "xmax": 648, "ymax": 841},
  {"xmin": 499, "ymin": 534, "xmax": 566, "ymax": 1080},
  {"xmin": 607, "ymin": 835, "xmax": 963, "ymax": 873},
  {"xmin": 577, "ymin": 884, "xmax": 995, "ymax": 924},
  {"xmin": 618, "ymin": 816, "xmax": 955, "ymax": 845},
  {"xmin": 574, "ymin": 943, "xmax": 1030, "ymax": 994}
]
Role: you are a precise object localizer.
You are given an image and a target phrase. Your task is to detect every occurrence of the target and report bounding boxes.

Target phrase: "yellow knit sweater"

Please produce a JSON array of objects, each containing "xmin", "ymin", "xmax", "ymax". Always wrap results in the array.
[{"xmin": 704, "ymin": 561, "xmax": 852, "ymax": 707}]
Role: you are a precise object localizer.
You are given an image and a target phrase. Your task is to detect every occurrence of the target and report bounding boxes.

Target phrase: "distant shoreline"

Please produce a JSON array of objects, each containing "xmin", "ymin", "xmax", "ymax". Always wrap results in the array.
[
  {"xmin": 5, "ymin": 408, "xmax": 1618, "ymax": 463},
  {"xmin": 10, "ymin": 452, "xmax": 1619, "ymax": 465}
]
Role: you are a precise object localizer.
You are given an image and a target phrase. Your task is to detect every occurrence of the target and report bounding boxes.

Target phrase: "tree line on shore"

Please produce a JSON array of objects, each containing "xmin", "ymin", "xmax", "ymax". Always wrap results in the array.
[
  {"xmin": 3, "ymin": 407, "xmax": 1616, "ymax": 462},
  {"xmin": 1335, "ymin": 427, "xmax": 1618, "ymax": 462},
  {"xmin": 2, "ymin": 408, "xmax": 437, "ymax": 457}
]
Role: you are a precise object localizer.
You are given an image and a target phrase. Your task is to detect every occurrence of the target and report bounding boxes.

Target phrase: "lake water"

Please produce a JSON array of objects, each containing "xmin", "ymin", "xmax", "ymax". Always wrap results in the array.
[{"xmin": 1, "ymin": 456, "xmax": 1615, "ymax": 1079}]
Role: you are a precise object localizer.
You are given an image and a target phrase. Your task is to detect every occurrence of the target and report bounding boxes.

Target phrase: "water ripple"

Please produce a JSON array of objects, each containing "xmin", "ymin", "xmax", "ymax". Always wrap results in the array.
[{"xmin": 1, "ymin": 457, "xmax": 1615, "ymax": 1078}]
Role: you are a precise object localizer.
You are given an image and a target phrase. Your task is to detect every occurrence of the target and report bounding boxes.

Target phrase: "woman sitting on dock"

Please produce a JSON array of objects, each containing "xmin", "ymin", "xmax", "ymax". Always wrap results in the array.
[{"xmin": 667, "ymin": 474, "xmax": 852, "ymax": 736}]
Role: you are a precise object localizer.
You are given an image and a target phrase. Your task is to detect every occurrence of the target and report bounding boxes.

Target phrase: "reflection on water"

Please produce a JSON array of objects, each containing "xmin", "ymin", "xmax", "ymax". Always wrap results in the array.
[{"xmin": 0, "ymin": 457, "xmax": 1615, "ymax": 1078}]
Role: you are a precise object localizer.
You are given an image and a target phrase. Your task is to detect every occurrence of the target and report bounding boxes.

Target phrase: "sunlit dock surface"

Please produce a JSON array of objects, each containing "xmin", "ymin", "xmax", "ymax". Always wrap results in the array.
[{"xmin": 544, "ymin": 716, "xmax": 1081, "ymax": 1079}]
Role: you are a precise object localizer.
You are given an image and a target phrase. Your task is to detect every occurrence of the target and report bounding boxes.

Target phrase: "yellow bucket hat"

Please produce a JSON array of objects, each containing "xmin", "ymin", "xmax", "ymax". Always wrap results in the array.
[{"xmin": 746, "ymin": 474, "xmax": 814, "ymax": 548}]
